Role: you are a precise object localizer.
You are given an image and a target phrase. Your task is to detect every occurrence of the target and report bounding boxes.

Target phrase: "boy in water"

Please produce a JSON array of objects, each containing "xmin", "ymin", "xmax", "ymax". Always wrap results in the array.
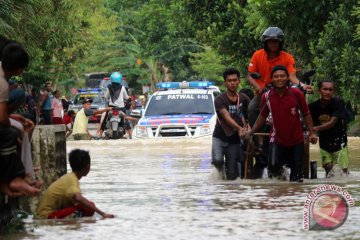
[
  {"xmin": 36, "ymin": 149, "xmax": 114, "ymax": 219},
  {"xmin": 309, "ymin": 80, "xmax": 349, "ymax": 177}
]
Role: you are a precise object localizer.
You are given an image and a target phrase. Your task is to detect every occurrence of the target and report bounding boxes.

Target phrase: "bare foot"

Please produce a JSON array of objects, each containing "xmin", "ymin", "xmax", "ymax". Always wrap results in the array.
[{"xmin": 9, "ymin": 177, "xmax": 40, "ymax": 196}]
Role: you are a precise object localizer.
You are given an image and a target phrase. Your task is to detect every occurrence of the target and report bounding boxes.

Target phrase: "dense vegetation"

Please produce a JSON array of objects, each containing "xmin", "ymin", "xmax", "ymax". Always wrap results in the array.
[{"xmin": 1, "ymin": 0, "xmax": 359, "ymax": 105}]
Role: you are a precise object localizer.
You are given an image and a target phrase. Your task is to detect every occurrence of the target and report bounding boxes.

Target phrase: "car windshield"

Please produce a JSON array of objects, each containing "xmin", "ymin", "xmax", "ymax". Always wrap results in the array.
[
  {"xmin": 145, "ymin": 93, "xmax": 215, "ymax": 116},
  {"xmin": 73, "ymin": 93, "xmax": 105, "ymax": 105}
]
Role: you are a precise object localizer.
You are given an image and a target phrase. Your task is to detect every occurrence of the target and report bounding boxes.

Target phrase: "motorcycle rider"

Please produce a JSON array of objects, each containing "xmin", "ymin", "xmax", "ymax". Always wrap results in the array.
[
  {"xmin": 247, "ymin": 26, "xmax": 312, "ymax": 177},
  {"xmin": 99, "ymin": 72, "xmax": 134, "ymax": 138}
]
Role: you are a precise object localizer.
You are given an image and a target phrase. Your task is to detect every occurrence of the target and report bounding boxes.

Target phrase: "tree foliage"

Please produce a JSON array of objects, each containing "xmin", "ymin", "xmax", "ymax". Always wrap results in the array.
[{"xmin": 1, "ymin": 0, "xmax": 359, "ymax": 104}]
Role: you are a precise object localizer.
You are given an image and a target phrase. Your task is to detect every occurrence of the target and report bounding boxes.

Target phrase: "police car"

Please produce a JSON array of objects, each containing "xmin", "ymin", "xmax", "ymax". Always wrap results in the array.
[
  {"xmin": 133, "ymin": 81, "xmax": 220, "ymax": 138},
  {"xmin": 68, "ymin": 88, "xmax": 107, "ymax": 123}
]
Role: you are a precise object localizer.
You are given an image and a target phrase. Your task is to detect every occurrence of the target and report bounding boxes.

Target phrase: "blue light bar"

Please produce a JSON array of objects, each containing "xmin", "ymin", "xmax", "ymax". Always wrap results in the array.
[
  {"xmin": 156, "ymin": 81, "xmax": 214, "ymax": 89},
  {"xmin": 77, "ymin": 88, "xmax": 102, "ymax": 93}
]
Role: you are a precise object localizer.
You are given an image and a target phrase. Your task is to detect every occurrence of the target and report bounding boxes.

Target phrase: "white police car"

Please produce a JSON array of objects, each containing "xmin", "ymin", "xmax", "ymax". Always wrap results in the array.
[
  {"xmin": 133, "ymin": 81, "xmax": 220, "ymax": 138},
  {"xmin": 68, "ymin": 88, "xmax": 107, "ymax": 123}
]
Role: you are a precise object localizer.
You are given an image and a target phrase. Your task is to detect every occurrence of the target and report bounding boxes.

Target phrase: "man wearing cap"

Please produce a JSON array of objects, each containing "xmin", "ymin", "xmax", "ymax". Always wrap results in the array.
[{"xmin": 72, "ymin": 98, "xmax": 112, "ymax": 140}]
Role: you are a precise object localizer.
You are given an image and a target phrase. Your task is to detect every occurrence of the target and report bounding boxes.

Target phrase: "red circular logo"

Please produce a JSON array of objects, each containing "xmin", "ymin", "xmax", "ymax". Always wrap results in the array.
[{"xmin": 311, "ymin": 192, "xmax": 348, "ymax": 230}]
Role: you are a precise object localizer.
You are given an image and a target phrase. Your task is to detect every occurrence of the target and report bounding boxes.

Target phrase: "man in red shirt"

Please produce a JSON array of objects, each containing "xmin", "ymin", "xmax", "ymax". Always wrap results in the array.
[{"xmin": 247, "ymin": 65, "xmax": 317, "ymax": 182}]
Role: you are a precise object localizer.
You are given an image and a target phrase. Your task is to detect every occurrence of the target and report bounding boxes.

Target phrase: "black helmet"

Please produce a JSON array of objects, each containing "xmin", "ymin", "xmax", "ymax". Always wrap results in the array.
[{"xmin": 262, "ymin": 27, "xmax": 284, "ymax": 51}]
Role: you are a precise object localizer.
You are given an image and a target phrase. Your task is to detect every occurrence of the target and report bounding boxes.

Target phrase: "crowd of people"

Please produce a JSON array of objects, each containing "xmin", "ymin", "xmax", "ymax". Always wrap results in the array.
[
  {"xmin": 212, "ymin": 27, "xmax": 350, "ymax": 182},
  {"xmin": 0, "ymin": 36, "xmax": 118, "ymax": 218}
]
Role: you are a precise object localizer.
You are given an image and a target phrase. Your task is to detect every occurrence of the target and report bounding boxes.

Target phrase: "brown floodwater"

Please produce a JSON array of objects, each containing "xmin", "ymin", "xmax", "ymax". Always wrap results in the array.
[{"xmin": 4, "ymin": 137, "xmax": 360, "ymax": 240}]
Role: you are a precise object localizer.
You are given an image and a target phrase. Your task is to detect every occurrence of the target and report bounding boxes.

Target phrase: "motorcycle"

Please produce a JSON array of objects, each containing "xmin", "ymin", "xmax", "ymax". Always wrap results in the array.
[{"xmin": 104, "ymin": 107, "xmax": 126, "ymax": 139}]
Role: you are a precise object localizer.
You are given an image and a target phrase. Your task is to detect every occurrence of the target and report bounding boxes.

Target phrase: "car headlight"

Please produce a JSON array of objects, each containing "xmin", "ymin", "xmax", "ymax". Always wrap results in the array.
[
  {"xmin": 136, "ymin": 126, "xmax": 148, "ymax": 137},
  {"xmin": 199, "ymin": 124, "xmax": 211, "ymax": 135}
]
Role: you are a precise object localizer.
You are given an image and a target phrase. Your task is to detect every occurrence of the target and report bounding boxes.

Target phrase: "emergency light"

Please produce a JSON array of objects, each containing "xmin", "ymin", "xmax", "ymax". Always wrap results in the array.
[
  {"xmin": 156, "ymin": 81, "xmax": 214, "ymax": 89},
  {"xmin": 77, "ymin": 88, "xmax": 102, "ymax": 93}
]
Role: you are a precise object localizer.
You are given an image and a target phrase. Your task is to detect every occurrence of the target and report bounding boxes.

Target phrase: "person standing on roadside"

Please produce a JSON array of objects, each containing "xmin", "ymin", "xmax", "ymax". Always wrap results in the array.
[
  {"xmin": 38, "ymin": 82, "xmax": 53, "ymax": 124},
  {"xmin": 211, "ymin": 67, "xmax": 250, "ymax": 180},
  {"xmin": 51, "ymin": 90, "xmax": 63, "ymax": 124},
  {"xmin": 309, "ymin": 80, "xmax": 349, "ymax": 177},
  {"xmin": 247, "ymin": 65, "xmax": 317, "ymax": 182}
]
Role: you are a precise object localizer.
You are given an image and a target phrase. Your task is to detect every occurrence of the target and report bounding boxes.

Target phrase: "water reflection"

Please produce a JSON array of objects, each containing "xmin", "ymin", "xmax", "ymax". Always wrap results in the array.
[{"xmin": 5, "ymin": 137, "xmax": 360, "ymax": 240}]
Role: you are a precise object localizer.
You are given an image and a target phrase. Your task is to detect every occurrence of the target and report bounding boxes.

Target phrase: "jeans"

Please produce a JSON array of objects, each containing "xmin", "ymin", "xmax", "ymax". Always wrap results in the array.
[
  {"xmin": 211, "ymin": 137, "xmax": 244, "ymax": 180},
  {"xmin": 267, "ymin": 142, "xmax": 304, "ymax": 182}
]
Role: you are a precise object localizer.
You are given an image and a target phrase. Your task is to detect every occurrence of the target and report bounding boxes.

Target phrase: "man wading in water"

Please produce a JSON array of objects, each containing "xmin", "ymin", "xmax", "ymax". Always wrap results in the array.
[
  {"xmin": 309, "ymin": 80, "xmax": 350, "ymax": 177},
  {"xmin": 246, "ymin": 65, "xmax": 317, "ymax": 182},
  {"xmin": 211, "ymin": 68, "xmax": 250, "ymax": 180}
]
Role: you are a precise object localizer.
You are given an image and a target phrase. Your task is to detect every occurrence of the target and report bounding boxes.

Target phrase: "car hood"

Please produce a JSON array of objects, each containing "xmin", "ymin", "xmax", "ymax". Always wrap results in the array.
[{"xmin": 138, "ymin": 114, "xmax": 213, "ymax": 126}]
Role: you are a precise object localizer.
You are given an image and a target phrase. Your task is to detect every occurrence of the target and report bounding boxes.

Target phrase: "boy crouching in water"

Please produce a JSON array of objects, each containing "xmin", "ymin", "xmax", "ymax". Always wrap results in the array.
[{"xmin": 36, "ymin": 149, "xmax": 114, "ymax": 219}]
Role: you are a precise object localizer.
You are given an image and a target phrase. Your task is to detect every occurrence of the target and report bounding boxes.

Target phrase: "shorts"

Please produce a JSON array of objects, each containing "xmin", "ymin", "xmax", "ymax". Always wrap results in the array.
[
  {"xmin": 73, "ymin": 133, "xmax": 90, "ymax": 140},
  {"xmin": 320, "ymin": 146, "xmax": 349, "ymax": 169},
  {"xmin": 0, "ymin": 126, "xmax": 25, "ymax": 182},
  {"xmin": 48, "ymin": 203, "xmax": 95, "ymax": 219}
]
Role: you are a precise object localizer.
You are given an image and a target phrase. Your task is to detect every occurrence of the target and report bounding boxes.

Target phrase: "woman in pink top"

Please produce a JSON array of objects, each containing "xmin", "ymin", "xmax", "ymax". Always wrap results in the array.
[{"xmin": 51, "ymin": 90, "xmax": 63, "ymax": 124}]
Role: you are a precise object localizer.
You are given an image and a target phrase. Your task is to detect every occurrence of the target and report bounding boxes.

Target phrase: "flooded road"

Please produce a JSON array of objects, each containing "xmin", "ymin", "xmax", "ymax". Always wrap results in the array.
[{"xmin": 6, "ymin": 137, "xmax": 360, "ymax": 239}]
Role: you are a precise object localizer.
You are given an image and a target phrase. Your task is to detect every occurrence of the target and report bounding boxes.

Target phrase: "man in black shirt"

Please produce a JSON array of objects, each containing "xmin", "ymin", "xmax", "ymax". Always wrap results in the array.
[
  {"xmin": 212, "ymin": 68, "xmax": 250, "ymax": 180},
  {"xmin": 309, "ymin": 80, "xmax": 349, "ymax": 177}
]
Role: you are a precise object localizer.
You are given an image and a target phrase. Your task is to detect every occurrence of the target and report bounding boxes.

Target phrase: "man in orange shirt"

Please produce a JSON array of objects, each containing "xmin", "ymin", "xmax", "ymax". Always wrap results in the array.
[
  {"xmin": 248, "ymin": 27, "xmax": 312, "ymax": 126},
  {"xmin": 247, "ymin": 27, "xmax": 312, "ymax": 178}
]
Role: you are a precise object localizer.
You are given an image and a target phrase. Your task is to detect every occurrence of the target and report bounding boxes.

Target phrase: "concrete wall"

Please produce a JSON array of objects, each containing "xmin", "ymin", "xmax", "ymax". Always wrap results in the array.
[{"xmin": 0, "ymin": 125, "xmax": 67, "ymax": 228}]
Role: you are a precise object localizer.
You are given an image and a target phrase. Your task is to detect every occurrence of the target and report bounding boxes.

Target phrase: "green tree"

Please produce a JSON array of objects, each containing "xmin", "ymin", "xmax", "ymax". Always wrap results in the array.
[
  {"xmin": 189, "ymin": 46, "xmax": 225, "ymax": 85},
  {"xmin": 311, "ymin": 3, "xmax": 360, "ymax": 103}
]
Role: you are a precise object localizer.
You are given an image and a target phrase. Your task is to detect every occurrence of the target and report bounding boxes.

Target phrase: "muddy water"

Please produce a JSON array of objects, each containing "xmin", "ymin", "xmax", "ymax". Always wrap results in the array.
[{"xmin": 6, "ymin": 137, "xmax": 360, "ymax": 240}]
